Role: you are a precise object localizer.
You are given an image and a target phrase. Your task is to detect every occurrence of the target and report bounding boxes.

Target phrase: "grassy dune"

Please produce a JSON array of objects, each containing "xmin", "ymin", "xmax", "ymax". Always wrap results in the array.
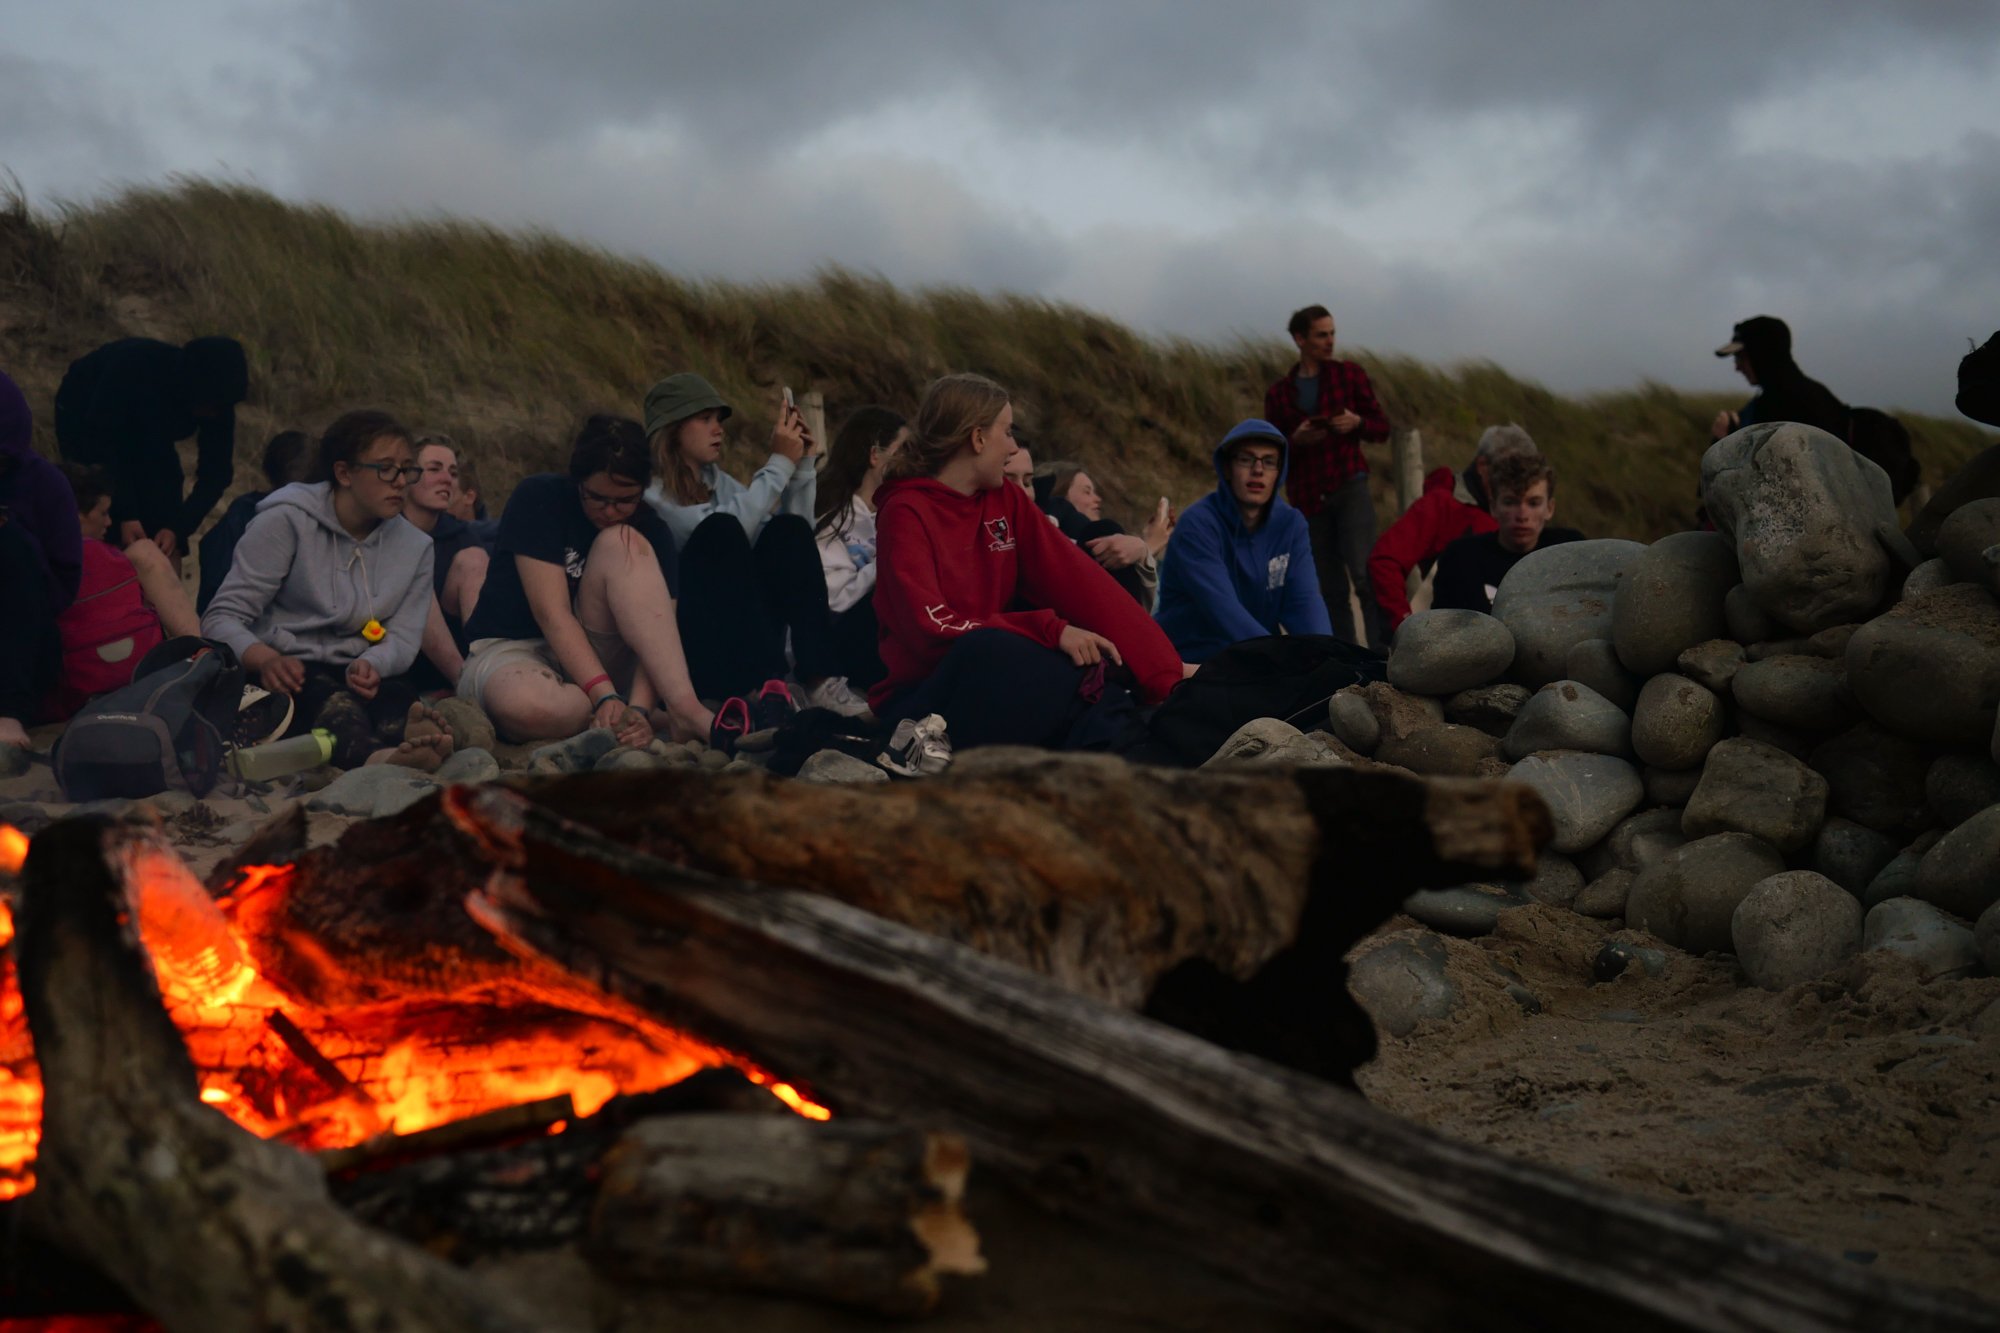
[{"xmin": 2, "ymin": 178, "xmax": 1990, "ymax": 540}]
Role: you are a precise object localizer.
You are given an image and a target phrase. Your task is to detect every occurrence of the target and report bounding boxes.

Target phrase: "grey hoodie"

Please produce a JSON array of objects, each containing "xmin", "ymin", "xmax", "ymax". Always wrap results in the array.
[{"xmin": 201, "ymin": 481, "xmax": 434, "ymax": 676}]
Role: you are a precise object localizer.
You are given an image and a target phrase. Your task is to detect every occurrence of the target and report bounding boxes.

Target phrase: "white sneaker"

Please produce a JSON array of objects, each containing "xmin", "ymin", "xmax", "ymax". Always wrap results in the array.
[
  {"xmin": 877, "ymin": 713, "xmax": 952, "ymax": 777},
  {"xmin": 801, "ymin": 676, "xmax": 874, "ymax": 719}
]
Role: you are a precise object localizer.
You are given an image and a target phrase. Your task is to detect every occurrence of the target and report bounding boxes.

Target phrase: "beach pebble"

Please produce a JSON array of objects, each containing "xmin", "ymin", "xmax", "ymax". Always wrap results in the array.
[
  {"xmin": 1347, "ymin": 931, "xmax": 1460, "ymax": 1037},
  {"xmin": 1733, "ymin": 712, "xmax": 1816, "ymax": 762},
  {"xmin": 1591, "ymin": 935, "xmax": 1670, "ymax": 982},
  {"xmin": 1682, "ymin": 738, "xmax": 1828, "ymax": 855},
  {"xmin": 1913, "ymin": 805, "xmax": 2000, "ymax": 919},
  {"xmin": 1444, "ymin": 683, "xmax": 1531, "ymax": 738},
  {"xmin": 1676, "ymin": 639, "xmax": 1747, "ymax": 695},
  {"xmin": 1845, "ymin": 586, "xmax": 2000, "ymax": 747},
  {"xmin": 1627, "ymin": 832, "xmax": 1786, "ymax": 955},
  {"xmin": 1926, "ymin": 756, "xmax": 2000, "ymax": 828},
  {"xmin": 1724, "ymin": 583, "xmax": 1780, "ymax": 645},
  {"xmin": 1520, "ymin": 853, "xmax": 1585, "ymax": 909},
  {"xmin": 595, "ymin": 746, "xmax": 665, "ymax": 772},
  {"xmin": 1578, "ymin": 807, "xmax": 1688, "ymax": 879},
  {"xmin": 1612, "ymin": 530, "xmax": 1739, "ymax": 676},
  {"xmin": 1864, "ymin": 847, "xmax": 1929, "ymax": 908},
  {"xmin": 1644, "ymin": 764, "xmax": 1703, "ymax": 807},
  {"xmin": 1732, "ymin": 871, "xmax": 1864, "ymax": 990},
  {"xmin": 1402, "ymin": 883, "xmax": 1526, "ymax": 937},
  {"xmin": 0, "ymin": 744, "xmax": 28, "ymax": 780},
  {"xmin": 1205, "ymin": 717, "xmax": 1329, "ymax": 768},
  {"xmin": 1976, "ymin": 900, "xmax": 2000, "ymax": 975},
  {"xmin": 645, "ymin": 739, "xmax": 703, "ymax": 767},
  {"xmin": 306, "ymin": 765, "xmax": 440, "ymax": 819},
  {"xmin": 1575, "ymin": 869, "xmax": 1636, "ymax": 919},
  {"xmin": 1506, "ymin": 751, "xmax": 1644, "ymax": 855},
  {"xmin": 797, "ymin": 749, "xmax": 889, "ymax": 785},
  {"xmin": 1811, "ymin": 817, "xmax": 1899, "ymax": 897},
  {"xmin": 1630, "ymin": 673, "xmax": 1726, "ymax": 771},
  {"xmin": 1490, "ymin": 539, "xmax": 1648, "ymax": 686},
  {"xmin": 1936, "ymin": 498, "xmax": 2000, "ymax": 585},
  {"xmin": 430, "ymin": 698, "xmax": 498, "ymax": 756},
  {"xmin": 528, "ymin": 728, "xmax": 620, "ymax": 774},
  {"xmin": 696, "ymin": 745, "xmax": 732, "ymax": 771},
  {"xmin": 1863, "ymin": 899, "xmax": 1981, "ymax": 980},
  {"xmin": 1731, "ymin": 655, "xmax": 1856, "ymax": 733},
  {"xmin": 737, "ymin": 727, "xmax": 780, "ymax": 754},
  {"xmin": 433, "ymin": 747, "xmax": 500, "ymax": 785},
  {"xmin": 1810, "ymin": 723, "xmax": 1933, "ymax": 837},
  {"xmin": 1703, "ymin": 421, "xmax": 1904, "ymax": 633},
  {"xmin": 1900, "ymin": 557, "xmax": 1956, "ymax": 601},
  {"xmin": 1504, "ymin": 681, "xmax": 1630, "ymax": 760},
  {"xmin": 1386, "ymin": 609, "xmax": 1516, "ymax": 696},
  {"xmin": 1563, "ymin": 639, "xmax": 1642, "ymax": 713},
  {"xmin": 1326, "ymin": 692, "xmax": 1381, "ymax": 753},
  {"xmin": 1374, "ymin": 721, "xmax": 1504, "ymax": 777}
]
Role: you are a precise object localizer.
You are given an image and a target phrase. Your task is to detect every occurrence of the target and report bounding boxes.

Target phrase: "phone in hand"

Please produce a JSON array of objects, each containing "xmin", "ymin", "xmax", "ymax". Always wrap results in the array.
[{"xmin": 782, "ymin": 386, "xmax": 795, "ymax": 414}]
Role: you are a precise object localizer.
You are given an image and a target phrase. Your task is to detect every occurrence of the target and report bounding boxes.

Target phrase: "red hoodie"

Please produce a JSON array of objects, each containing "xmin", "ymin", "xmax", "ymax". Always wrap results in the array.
[
  {"xmin": 871, "ymin": 476, "xmax": 1183, "ymax": 709},
  {"xmin": 1367, "ymin": 466, "xmax": 1498, "ymax": 631}
]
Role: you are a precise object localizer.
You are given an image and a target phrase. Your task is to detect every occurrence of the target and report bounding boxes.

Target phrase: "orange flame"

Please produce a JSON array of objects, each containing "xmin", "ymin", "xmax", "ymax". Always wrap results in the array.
[{"xmin": 0, "ymin": 823, "xmax": 28, "ymax": 875}]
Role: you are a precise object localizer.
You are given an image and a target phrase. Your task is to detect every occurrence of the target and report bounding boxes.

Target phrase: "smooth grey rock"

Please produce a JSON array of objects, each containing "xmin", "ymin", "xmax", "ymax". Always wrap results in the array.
[
  {"xmin": 1865, "ymin": 848, "xmax": 1928, "ymax": 908},
  {"xmin": 1205, "ymin": 718, "xmax": 1339, "ymax": 768},
  {"xmin": 697, "ymin": 745, "xmax": 731, "ymax": 771},
  {"xmin": 1564, "ymin": 639, "xmax": 1642, "ymax": 713},
  {"xmin": 1810, "ymin": 723, "xmax": 1933, "ymax": 837},
  {"xmin": 1506, "ymin": 751, "xmax": 1644, "ymax": 855},
  {"xmin": 1676, "ymin": 639, "xmax": 1747, "ymax": 695},
  {"xmin": 1732, "ymin": 871, "xmax": 1864, "ymax": 990},
  {"xmin": 1725, "ymin": 583, "xmax": 1780, "ymax": 645},
  {"xmin": 1806, "ymin": 623, "xmax": 1862, "ymax": 659},
  {"xmin": 1863, "ymin": 898, "xmax": 1980, "ymax": 979},
  {"xmin": 736, "ymin": 727, "xmax": 780, "ymax": 754},
  {"xmin": 1913, "ymin": 805, "xmax": 2000, "ymax": 919},
  {"xmin": 1504, "ymin": 680, "xmax": 1631, "ymax": 760},
  {"xmin": 720, "ymin": 757, "xmax": 761, "ymax": 774},
  {"xmin": 1976, "ymin": 900, "xmax": 2000, "ymax": 975},
  {"xmin": 1592, "ymin": 936, "xmax": 1670, "ymax": 982},
  {"xmin": 1935, "ymin": 497, "xmax": 2000, "ymax": 585},
  {"xmin": 1846, "ymin": 585, "xmax": 2000, "ymax": 746},
  {"xmin": 1731, "ymin": 655, "xmax": 1856, "ymax": 733},
  {"xmin": 797, "ymin": 749, "xmax": 890, "ymax": 785},
  {"xmin": 1644, "ymin": 764, "xmax": 1703, "ymax": 807},
  {"xmin": 431, "ymin": 697, "xmax": 499, "ymax": 757},
  {"xmin": 595, "ymin": 746, "xmax": 665, "ymax": 772},
  {"xmin": 1702, "ymin": 421, "xmax": 1904, "ymax": 633},
  {"xmin": 306, "ymin": 765, "xmax": 440, "ymax": 818},
  {"xmin": 1387, "ymin": 609, "xmax": 1516, "ymax": 696},
  {"xmin": 1575, "ymin": 869, "xmax": 1636, "ymax": 919},
  {"xmin": 434, "ymin": 747, "xmax": 501, "ymax": 785},
  {"xmin": 1682, "ymin": 738, "xmax": 1828, "ymax": 855},
  {"xmin": 1489, "ymin": 539, "xmax": 1649, "ymax": 686},
  {"xmin": 528, "ymin": 727, "xmax": 620, "ymax": 775},
  {"xmin": 1630, "ymin": 673, "xmax": 1726, "ymax": 771},
  {"xmin": 1627, "ymin": 832, "xmax": 1786, "ymax": 955},
  {"xmin": 0, "ymin": 743, "xmax": 27, "ymax": 779},
  {"xmin": 645, "ymin": 739, "xmax": 703, "ymax": 768},
  {"xmin": 1326, "ymin": 692, "xmax": 1381, "ymax": 754},
  {"xmin": 1444, "ymin": 683, "xmax": 1532, "ymax": 738},
  {"xmin": 1612, "ymin": 531, "xmax": 1739, "ymax": 676},
  {"xmin": 1402, "ymin": 883, "xmax": 1526, "ymax": 937},
  {"xmin": 1928, "ymin": 755, "xmax": 2000, "ymax": 828},
  {"xmin": 1900, "ymin": 557, "xmax": 1956, "ymax": 601},
  {"xmin": 1733, "ymin": 712, "xmax": 1816, "ymax": 762},
  {"xmin": 1520, "ymin": 854, "xmax": 1585, "ymax": 909},
  {"xmin": 1374, "ymin": 721, "xmax": 1505, "ymax": 777},
  {"xmin": 1578, "ymin": 807, "xmax": 1688, "ymax": 880},
  {"xmin": 1811, "ymin": 817, "xmax": 1899, "ymax": 897},
  {"xmin": 1348, "ymin": 931, "xmax": 1460, "ymax": 1037}
]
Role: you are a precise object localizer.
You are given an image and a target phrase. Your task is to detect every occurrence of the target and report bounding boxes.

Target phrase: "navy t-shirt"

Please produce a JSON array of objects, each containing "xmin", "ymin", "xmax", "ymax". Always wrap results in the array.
[
  {"xmin": 463, "ymin": 473, "xmax": 680, "ymax": 643},
  {"xmin": 1431, "ymin": 528, "xmax": 1585, "ymax": 616}
]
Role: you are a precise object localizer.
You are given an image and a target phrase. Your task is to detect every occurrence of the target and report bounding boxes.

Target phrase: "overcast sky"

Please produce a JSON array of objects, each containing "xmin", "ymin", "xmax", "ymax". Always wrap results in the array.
[{"xmin": 5, "ymin": 0, "xmax": 1998, "ymax": 415}]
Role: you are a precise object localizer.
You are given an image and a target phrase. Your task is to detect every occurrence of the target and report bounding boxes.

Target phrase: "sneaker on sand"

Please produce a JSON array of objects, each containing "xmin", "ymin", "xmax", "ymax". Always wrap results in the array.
[
  {"xmin": 799, "ymin": 676, "xmax": 873, "ymax": 719},
  {"xmin": 876, "ymin": 713, "xmax": 952, "ymax": 778},
  {"xmin": 232, "ymin": 685, "xmax": 295, "ymax": 749}
]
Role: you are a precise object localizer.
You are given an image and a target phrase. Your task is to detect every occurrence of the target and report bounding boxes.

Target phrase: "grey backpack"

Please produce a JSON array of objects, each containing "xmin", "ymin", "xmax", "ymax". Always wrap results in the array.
[{"xmin": 53, "ymin": 638, "xmax": 246, "ymax": 801}]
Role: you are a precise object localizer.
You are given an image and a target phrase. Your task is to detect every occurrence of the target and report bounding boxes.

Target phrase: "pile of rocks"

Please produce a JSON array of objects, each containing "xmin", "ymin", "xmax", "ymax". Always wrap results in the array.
[{"xmin": 1270, "ymin": 423, "xmax": 2000, "ymax": 994}]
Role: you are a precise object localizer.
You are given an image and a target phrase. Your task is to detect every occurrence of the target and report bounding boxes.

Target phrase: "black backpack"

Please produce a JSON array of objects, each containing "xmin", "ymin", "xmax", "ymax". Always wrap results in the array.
[
  {"xmin": 53, "ymin": 637, "xmax": 247, "ymax": 801},
  {"xmin": 1139, "ymin": 634, "xmax": 1387, "ymax": 767}
]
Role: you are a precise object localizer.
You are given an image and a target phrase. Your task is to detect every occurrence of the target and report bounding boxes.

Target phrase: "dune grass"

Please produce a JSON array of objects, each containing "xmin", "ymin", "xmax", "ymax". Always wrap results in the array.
[{"xmin": 1, "ymin": 177, "xmax": 1990, "ymax": 540}]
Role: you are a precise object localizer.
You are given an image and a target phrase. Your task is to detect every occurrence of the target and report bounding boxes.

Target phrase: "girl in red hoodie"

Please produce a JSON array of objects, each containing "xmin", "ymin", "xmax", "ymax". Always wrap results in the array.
[{"xmin": 871, "ymin": 373, "xmax": 1187, "ymax": 750}]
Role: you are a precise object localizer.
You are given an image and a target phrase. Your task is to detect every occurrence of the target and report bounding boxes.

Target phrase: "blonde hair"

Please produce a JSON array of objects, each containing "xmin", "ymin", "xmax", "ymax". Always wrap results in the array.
[
  {"xmin": 891, "ymin": 373, "xmax": 1010, "ymax": 479},
  {"xmin": 648, "ymin": 420, "xmax": 713, "ymax": 507}
]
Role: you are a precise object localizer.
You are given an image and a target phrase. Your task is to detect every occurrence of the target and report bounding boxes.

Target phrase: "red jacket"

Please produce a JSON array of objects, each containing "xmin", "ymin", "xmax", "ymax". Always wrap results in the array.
[
  {"xmin": 871, "ymin": 476, "xmax": 1183, "ymax": 709},
  {"xmin": 1367, "ymin": 466, "xmax": 1497, "ymax": 631}
]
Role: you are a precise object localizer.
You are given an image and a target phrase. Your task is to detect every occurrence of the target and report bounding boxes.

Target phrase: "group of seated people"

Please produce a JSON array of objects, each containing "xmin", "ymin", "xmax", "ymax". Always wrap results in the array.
[{"xmin": 0, "ymin": 334, "xmax": 1582, "ymax": 767}]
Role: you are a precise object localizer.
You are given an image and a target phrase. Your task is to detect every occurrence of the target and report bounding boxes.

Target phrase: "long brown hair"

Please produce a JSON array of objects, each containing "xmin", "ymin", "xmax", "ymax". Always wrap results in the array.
[
  {"xmin": 648, "ymin": 419, "xmax": 713, "ymax": 506},
  {"xmin": 817, "ymin": 405, "xmax": 906, "ymax": 542},
  {"xmin": 889, "ymin": 373, "xmax": 1009, "ymax": 480}
]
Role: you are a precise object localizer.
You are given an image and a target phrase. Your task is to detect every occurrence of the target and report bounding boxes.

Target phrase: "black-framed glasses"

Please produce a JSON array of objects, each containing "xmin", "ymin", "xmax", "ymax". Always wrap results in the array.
[
  {"xmin": 579, "ymin": 484, "xmax": 643, "ymax": 511},
  {"xmin": 1233, "ymin": 454, "xmax": 1282, "ymax": 474},
  {"xmin": 355, "ymin": 461, "xmax": 423, "ymax": 483}
]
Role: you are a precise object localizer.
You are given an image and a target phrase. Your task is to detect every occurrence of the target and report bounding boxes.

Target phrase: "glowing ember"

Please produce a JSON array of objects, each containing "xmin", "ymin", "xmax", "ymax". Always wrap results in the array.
[
  {"xmin": 0, "ymin": 823, "xmax": 27, "ymax": 875},
  {"xmin": 0, "ymin": 826, "xmax": 829, "ymax": 1200}
]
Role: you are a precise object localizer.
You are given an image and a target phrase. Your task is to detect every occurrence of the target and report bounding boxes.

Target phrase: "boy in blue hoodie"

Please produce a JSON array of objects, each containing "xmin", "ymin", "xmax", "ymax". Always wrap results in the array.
[{"xmin": 1155, "ymin": 420, "xmax": 1331, "ymax": 661}]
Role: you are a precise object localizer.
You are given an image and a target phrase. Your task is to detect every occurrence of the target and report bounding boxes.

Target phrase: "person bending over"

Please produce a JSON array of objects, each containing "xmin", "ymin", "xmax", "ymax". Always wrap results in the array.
[
  {"xmin": 871, "ymin": 373, "xmax": 1187, "ymax": 752},
  {"xmin": 643, "ymin": 372, "xmax": 865, "ymax": 715},
  {"xmin": 1368, "ymin": 424, "xmax": 1540, "ymax": 633},
  {"xmin": 202, "ymin": 410, "xmax": 449, "ymax": 769},
  {"xmin": 814, "ymin": 406, "xmax": 908, "ymax": 695},
  {"xmin": 1431, "ymin": 453, "xmax": 1583, "ymax": 616},
  {"xmin": 0, "ymin": 370, "xmax": 80, "ymax": 749},
  {"xmin": 1154, "ymin": 419, "xmax": 1330, "ymax": 661},
  {"xmin": 459, "ymin": 415, "xmax": 711, "ymax": 747},
  {"xmin": 1031, "ymin": 461, "xmax": 1174, "ymax": 610},
  {"xmin": 197, "ymin": 430, "xmax": 314, "ymax": 613}
]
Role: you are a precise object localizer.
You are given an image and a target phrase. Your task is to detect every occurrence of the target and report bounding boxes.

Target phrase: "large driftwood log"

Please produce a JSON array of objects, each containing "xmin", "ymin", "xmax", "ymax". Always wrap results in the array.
[
  {"xmin": 253, "ymin": 760, "xmax": 1550, "ymax": 1081},
  {"xmin": 456, "ymin": 787, "xmax": 2000, "ymax": 1333},
  {"xmin": 15, "ymin": 817, "xmax": 529, "ymax": 1333}
]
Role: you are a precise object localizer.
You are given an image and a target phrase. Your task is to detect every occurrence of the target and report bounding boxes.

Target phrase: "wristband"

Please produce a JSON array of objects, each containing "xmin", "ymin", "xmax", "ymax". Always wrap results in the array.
[
  {"xmin": 594, "ymin": 691, "xmax": 628, "ymax": 710},
  {"xmin": 578, "ymin": 673, "xmax": 612, "ymax": 694}
]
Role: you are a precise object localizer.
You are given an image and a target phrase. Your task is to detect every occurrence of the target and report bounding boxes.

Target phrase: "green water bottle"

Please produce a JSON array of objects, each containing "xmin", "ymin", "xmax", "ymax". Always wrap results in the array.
[{"xmin": 228, "ymin": 728, "xmax": 335, "ymax": 781}]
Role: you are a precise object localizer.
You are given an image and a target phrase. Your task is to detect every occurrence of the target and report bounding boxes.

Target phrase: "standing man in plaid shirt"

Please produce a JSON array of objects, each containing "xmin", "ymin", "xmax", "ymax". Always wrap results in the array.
[{"xmin": 1262, "ymin": 304, "xmax": 1390, "ymax": 648}]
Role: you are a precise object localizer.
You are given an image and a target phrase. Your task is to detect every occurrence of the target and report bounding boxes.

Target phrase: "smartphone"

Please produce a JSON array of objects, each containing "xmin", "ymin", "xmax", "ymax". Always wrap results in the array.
[{"xmin": 782, "ymin": 386, "xmax": 795, "ymax": 413}]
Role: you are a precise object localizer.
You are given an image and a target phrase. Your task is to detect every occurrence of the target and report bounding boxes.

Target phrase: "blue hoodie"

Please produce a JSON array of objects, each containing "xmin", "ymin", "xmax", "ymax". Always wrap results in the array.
[{"xmin": 1155, "ymin": 419, "xmax": 1330, "ymax": 661}]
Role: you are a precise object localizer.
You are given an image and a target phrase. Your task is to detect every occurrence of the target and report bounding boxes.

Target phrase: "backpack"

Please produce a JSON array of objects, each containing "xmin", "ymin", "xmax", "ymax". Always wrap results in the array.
[
  {"xmin": 1138, "ymin": 634, "xmax": 1387, "ymax": 767},
  {"xmin": 53, "ymin": 637, "xmax": 247, "ymax": 801},
  {"xmin": 47, "ymin": 542, "xmax": 167, "ymax": 721}
]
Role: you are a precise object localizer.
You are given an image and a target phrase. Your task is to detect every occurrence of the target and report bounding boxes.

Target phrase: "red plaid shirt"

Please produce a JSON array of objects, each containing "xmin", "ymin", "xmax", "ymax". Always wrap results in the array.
[{"xmin": 1262, "ymin": 360, "xmax": 1391, "ymax": 517}]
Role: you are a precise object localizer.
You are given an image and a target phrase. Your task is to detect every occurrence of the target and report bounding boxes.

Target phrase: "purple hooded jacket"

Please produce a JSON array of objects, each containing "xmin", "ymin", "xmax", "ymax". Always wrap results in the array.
[{"xmin": 0, "ymin": 370, "xmax": 83, "ymax": 609}]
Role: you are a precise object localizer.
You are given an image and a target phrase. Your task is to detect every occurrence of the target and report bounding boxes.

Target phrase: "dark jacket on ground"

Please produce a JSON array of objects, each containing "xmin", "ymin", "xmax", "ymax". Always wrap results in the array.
[
  {"xmin": 0, "ymin": 369, "xmax": 83, "ymax": 608},
  {"xmin": 1432, "ymin": 528, "xmax": 1585, "ymax": 616},
  {"xmin": 54, "ymin": 336, "xmax": 247, "ymax": 544}
]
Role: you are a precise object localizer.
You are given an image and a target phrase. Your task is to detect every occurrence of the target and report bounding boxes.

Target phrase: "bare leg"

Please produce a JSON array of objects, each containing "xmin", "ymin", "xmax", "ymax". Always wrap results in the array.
[
  {"xmin": 442, "ymin": 546, "xmax": 488, "ymax": 623},
  {"xmin": 575, "ymin": 525, "xmax": 713, "ymax": 742},
  {"xmin": 421, "ymin": 595, "xmax": 465, "ymax": 686},
  {"xmin": 0, "ymin": 717, "xmax": 27, "ymax": 747},
  {"xmin": 125, "ymin": 538, "xmax": 201, "ymax": 640},
  {"xmin": 479, "ymin": 662, "xmax": 592, "ymax": 743}
]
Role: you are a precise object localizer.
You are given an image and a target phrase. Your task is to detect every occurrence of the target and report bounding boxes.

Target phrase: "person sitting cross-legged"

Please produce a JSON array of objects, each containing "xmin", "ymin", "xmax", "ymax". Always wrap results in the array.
[
  {"xmin": 458, "ymin": 414, "xmax": 712, "ymax": 747},
  {"xmin": 1431, "ymin": 452, "xmax": 1583, "ymax": 616},
  {"xmin": 1155, "ymin": 420, "xmax": 1330, "ymax": 662}
]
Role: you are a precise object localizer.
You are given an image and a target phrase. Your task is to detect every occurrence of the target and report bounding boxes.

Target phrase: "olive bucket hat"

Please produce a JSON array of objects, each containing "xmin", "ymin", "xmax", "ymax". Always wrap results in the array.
[{"xmin": 643, "ymin": 373, "xmax": 733, "ymax": 439}]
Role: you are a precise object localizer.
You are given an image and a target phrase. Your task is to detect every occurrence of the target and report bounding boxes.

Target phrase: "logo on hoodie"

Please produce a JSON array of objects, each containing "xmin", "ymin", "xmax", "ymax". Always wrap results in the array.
[
  {"xmin": 1267, "ymin": 553, "xmax": 1290, "ymax": 590},
  {"xmin": 984, "ymin": 518, "xmax": 1014, "ymax": 552}
]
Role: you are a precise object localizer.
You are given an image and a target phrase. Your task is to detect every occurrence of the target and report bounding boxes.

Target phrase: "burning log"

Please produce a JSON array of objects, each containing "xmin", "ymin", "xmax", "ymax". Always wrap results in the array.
[{"xmin": 459, "ymin": 786, "xmax": 2000, "ymax": 1333}]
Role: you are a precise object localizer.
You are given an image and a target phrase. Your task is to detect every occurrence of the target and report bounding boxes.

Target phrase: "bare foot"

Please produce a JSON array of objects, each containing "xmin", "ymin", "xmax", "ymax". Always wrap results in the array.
[
  {"xmin": 0, "ymin": 717, "xmax": 28, "ymax": 748},
  {"xmin": 404, "ymin": 700, "xmax": 448, "ymax": 743},
  {"xmin": 656, "ymin": 700, "xmax": 714, "ymax": 746},
  {"xmin": 363, "ymin": 732, "xmax": 454, "ymax": 772}
]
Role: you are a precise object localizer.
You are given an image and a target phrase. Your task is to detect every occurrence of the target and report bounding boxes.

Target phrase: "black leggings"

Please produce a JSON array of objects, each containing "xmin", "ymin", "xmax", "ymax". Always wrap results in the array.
[
  {"xmin": 287, "ymin": 662, "xmax": 422, "ymax": 768},
  {"xmin": 879, "ymin": 628, "xmax": 1149, "ymax": 753},
  {"xmin": 0, "ymin": 523, "xmax": 59, "ymax": 725},
  {"xmin": 676, "ymin": 512, "xmax": 839, "ymax": 700},
  {"xmin": 830, "ymin": 589, "xmax": 886, "ymax": 690}
]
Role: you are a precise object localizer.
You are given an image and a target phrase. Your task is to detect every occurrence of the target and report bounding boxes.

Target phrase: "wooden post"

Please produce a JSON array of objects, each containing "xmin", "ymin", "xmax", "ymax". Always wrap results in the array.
[
  {"xmin": 1394, "ymin": 428, "xmax": 1425, "ymax": 514},
  {"xmin": 801, "ymin": 390, "xmax": 829, "ymax": 459}
]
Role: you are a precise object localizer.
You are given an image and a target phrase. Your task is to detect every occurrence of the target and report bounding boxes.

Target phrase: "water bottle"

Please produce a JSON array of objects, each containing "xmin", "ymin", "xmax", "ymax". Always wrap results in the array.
[{"xmin": 228, "ymin": 728, "xmax": 335, "ymax": 782}]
